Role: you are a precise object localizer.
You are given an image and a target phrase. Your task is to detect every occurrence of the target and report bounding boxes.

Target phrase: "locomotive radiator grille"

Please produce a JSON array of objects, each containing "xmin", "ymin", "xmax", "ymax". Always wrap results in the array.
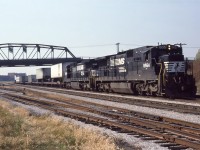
[{"xmin": 164, "ymin": 61, "xmax": 185, "ymax": 73}]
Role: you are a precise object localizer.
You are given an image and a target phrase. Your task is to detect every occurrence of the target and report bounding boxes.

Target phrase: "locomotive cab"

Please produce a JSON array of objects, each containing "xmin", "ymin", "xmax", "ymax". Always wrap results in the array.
[{"xmin": 157, "ymin": 45, "xmax": 196, "ymax": 98}]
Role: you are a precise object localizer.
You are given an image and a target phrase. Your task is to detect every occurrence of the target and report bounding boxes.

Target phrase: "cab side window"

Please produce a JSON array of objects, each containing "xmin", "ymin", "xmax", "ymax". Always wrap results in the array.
[{"xmin": 144, "ymin": 51, "xmax": 149, "ymax": 61}]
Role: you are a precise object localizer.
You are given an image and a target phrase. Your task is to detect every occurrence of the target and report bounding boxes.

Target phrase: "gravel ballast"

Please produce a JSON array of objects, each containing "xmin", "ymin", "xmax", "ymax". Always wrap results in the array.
[
  {"xmin": 1, "ymin": 87, "xmax": 199, "ymax": 150},
  {"xmin": 0, "ymin": 97, "xmax": 170, "ymax": 150}
]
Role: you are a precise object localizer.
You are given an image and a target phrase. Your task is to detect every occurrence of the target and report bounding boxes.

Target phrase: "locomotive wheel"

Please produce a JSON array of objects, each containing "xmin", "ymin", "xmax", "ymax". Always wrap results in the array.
[
  {"xmin": 165, "ymin": 87, "xmax": 175, "ymax": 99},
  {"xmin": 146, "ymin": 85, "xmax": 152, "ymax": 96},
  {"xmin": 138, "ymin": 89, "xmax": 146, "ymax": 96},
  {"xmin": 136, "ymin": 83, "xmax": 146, "ymax": 96},
  {"xmin": 132, "ymin": 83, "xmax": 138, "ymax": 95}
]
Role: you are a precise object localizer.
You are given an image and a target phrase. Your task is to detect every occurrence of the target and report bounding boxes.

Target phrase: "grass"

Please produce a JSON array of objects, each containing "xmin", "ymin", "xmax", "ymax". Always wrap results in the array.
[{"xmin": 0, "ymin": 100, "xmax": 122, "ymax": 150}]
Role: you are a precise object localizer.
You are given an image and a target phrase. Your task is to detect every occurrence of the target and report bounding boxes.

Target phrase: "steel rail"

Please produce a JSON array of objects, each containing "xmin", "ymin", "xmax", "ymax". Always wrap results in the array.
[
  {"xmin": 1, "ymin": 85, "xmax": 200, "ymax": 129},
  {"xmin": 22, "ymin": 88, "xmax": 200, "ymax": 130},
  {"xmin": 1, "ymin": 91, "xmax": 200, "ymax": 149},
  {"xmin": 15, "ymin": 84, "xmax": 200, "ymax": 115},
  {"xmin": 6, "ymin": 92, "xmax": 200, "ymax": 142}
]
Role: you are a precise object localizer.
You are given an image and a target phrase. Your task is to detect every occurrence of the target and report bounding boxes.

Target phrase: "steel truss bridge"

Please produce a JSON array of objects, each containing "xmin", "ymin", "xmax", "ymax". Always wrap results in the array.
[{"xmin": 0, "ymin": 43, "xmax": 82, "ymax": 67}]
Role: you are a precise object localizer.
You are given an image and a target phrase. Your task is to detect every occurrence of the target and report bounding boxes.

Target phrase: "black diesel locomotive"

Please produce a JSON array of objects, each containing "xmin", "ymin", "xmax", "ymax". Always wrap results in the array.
[{"xmin": 65, "ymin": 44, "xmax": 196, "ymax": 98}]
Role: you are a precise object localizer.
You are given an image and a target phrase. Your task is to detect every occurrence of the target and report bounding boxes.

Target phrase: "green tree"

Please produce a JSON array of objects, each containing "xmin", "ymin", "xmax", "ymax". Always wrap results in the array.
[{"xmin": 195, "ymin": 49, "xmax": 200, "ymax": 60}]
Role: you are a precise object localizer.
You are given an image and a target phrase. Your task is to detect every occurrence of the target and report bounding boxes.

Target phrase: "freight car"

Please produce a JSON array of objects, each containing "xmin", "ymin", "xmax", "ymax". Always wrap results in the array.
[
  {"xmin": 28, "ymin": 75, "xmax": 37, "ymax": 83},
  {"xmin": 51, "ymin": 62, "xmax": 73, "ymax": 83},
  {"xmin": 36, "ymin": 68, "xmax": 51, "ymax": 82},
  {"xmin": 65, "ymin": 44, "xmax": 196, "ymax": 98},
  {"xmin": 15, "ymin": 75, "xmax": 28, "ymax": 83}
]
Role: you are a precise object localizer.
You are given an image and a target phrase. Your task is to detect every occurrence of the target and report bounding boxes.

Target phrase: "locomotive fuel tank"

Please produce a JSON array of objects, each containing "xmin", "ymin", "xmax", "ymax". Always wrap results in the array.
[{"xmin": 110, "ymin": 82, "xmax": 134, "ymax": 94}]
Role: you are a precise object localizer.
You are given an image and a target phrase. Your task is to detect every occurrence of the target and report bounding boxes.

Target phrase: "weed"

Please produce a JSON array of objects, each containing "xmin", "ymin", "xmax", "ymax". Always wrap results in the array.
[{"xmin": 0, "ymin": 100, "xmax": 121, "ymax": 150}]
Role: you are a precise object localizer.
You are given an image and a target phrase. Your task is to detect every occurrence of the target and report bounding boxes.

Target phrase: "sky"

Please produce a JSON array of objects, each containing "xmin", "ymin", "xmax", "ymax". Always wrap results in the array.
[{"xmin": 0, "ymin": 0, "xmax": 199, "ymax": 75}]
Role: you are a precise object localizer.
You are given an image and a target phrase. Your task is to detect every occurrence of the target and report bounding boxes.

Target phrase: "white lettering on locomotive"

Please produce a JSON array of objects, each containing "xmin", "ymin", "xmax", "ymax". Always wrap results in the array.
[
  {"xmin": 164, "ymin": 61, "xmax": 185, "ymax": 72},
  {"xmin": 80, "ymin": 71, "xmax": 84, "ymax": 76},
  {"xmin": 118, "ymin": 66, "xmax": 126, "ymax": 72},
  {"xmin": 77, "ymin": 65, "xmax": 84, "ymax": 71},
  {"xmin": 110, "ymin": 58, "xmax": 125, "ymax": 66},
  {"xmin": 143, "ymin": 63, "xmax": 150, "ymax": 68}
]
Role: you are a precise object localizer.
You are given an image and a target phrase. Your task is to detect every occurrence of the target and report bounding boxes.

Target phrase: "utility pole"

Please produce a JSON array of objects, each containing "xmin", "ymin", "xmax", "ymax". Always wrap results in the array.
[
  {"xmin": 174, "ymin": 43, "xmax": 187, "ymax": 47},
  {"xmin": 116, "ymin": 43, "xmax": 120, "ymax": 53}
]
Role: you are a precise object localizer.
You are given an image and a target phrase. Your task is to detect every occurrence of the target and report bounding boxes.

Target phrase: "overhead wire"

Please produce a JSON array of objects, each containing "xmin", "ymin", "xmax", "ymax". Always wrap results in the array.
[
  {"xmin": 68, "ymin": 43, "xmax": 200, "ymax": 49},
  {"xmin": 68, "ymin": 44, "xmax": 115, "ymax": 48},
  {"xmin": 184, "ymin": 46, "xmax": 200, "ymax": 49}
]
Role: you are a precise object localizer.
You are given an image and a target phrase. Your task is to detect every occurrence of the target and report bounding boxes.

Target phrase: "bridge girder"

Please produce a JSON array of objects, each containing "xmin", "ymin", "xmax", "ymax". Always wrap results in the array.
[
  {"xmin": 0, "ymin": 43, "xmax": 82, "ymax": 67},
  {"xmin": 0, "ymin": 58, "xmax": 82, "ymax": 67}
]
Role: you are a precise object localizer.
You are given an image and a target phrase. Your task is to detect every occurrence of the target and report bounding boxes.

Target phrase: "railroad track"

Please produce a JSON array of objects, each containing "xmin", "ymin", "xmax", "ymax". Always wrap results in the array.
[
  {"xmin": 1, "ymin": 89, "xmax": 200, "ymax": 149},
  {"xmin": 3, "ymin": 84, "xmax": 200, "ymax": 115}
]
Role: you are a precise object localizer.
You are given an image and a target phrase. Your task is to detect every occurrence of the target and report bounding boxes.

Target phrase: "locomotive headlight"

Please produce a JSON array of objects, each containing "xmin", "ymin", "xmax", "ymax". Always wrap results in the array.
[{"xmin": 168, "ymin": 45, "xmax": 171, "ymax": 50}]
